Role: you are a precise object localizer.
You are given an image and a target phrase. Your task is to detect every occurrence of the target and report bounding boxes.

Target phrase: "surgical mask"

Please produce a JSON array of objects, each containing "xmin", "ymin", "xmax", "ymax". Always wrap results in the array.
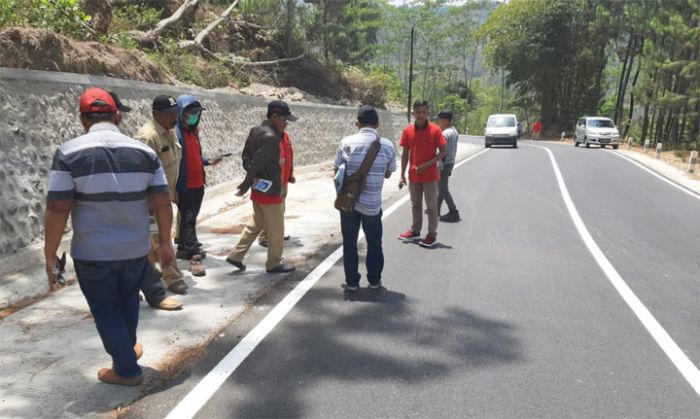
[{"xmin": 186, "ymin": 113, "xmax": 200, "ymax": 126}]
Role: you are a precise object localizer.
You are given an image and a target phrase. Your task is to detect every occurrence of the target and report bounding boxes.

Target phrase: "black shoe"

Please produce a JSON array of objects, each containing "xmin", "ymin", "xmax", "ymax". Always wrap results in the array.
[
  {"xmin": 345, "ymin": 284, "xmax": 359, "ymax": 292},
  {"xmin": 225, "ymin": 257, "xmax": 246, "ymax": 271},
  {"xmin": 266, "ymin": 264, "xmax": 296, "ymax": 273},
  {"xmin": 440, "ymin": 211, "xmax": 461, "ymax": 222}
]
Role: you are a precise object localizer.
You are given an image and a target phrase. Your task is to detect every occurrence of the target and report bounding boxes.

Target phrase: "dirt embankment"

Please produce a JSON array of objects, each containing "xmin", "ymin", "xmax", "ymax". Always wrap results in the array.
[{"xmin": 0, "ymin": 27, "xmax": 172, "ymax": 84}]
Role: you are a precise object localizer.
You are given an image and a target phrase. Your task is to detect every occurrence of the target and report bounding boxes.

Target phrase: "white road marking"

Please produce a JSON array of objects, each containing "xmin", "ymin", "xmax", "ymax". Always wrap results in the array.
[
  {"xmin": 164, "ymin": 149, "xmax": 491, "ymax": 419},
  {"xmin": 606, "ymin": 150, "xmax": 700, "ymax": 200},
  {"xmin": 525, "ymin": 142, "xmax": 700, "ymax": 397}
]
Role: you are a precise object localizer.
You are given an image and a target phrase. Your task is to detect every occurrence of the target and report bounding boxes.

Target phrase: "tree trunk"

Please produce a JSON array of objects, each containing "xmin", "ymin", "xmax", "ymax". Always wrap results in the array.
[
  {"xmin": 623, "ymin": 50, "xmax": 642, "ymax": 139},
  {"xmin": 81, "ymin": 0, "xmax": 113, "ymax": 35},
  {"xmin": 285, "ymin": 0, "xmax": 294, "ymax": 56},
  {"xmin": 150, "ymin": 0, "xmax": 200, "ymax": 37},
  {"xmin": 613, "ymin": 35, "xmax": 633, "ymax": 123}
]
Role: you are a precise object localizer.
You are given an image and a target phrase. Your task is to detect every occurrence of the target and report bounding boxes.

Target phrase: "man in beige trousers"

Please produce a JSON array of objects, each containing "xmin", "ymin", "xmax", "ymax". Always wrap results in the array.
[
  {"xmin": 135, "ymin": 95, "xmax": 188, "ymax": 307},
  {"xmin": 226, "ymin": 101, "xmax": 298, "ymax": 274}
]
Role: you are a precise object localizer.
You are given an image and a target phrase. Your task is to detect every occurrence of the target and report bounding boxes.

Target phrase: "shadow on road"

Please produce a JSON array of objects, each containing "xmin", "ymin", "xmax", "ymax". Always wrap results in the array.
[{"xmin": 216, "ymin": 286, "xmax": 524, "ymax": 418}]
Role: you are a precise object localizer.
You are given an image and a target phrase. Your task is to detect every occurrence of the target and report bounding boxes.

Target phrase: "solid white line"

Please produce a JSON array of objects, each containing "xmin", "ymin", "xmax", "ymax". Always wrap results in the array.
[
  {"xmin": 606, "ymin": 150, "xmax": 700, "ymax": 200},
  {"xmin": 164, "ymin": 148, "xmax": 491, "ymax": 419},
  {"xmin": 526, "ymin": 143, "xmax": 700, "ymax": 397}
]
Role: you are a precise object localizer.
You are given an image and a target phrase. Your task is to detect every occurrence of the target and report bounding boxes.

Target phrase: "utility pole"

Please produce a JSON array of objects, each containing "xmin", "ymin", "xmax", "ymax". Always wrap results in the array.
[
  {"xmin": 500, "ymin": 66, "xmax": 504, "ymax": 113},
  {"xmin": 407, "ymin": 26, "xmax": 415, "ymax": 123}
]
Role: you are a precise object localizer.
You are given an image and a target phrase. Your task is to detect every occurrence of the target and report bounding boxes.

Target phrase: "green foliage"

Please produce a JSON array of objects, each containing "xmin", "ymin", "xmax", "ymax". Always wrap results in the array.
[
  {"xmin": 149, "ymin": 40, "xmax": 231, "ymax": 89},
  {"xmin": 111, "ymin": 3, "xmax": 162, "ymax": 33},
  {"xmin": 597, "ymin": 96, "xmax": 615, "ymax": 119},
  {"xmin": 114, "ymin": 32, "xmax": 138, "ymax": 50},
  {"xmin": 342, "ymin": 66, "xmax": 390, "ymax": 108},
  {"xmin": 0, "ymin": 0, "xmax": 91, "ymax": 37}
]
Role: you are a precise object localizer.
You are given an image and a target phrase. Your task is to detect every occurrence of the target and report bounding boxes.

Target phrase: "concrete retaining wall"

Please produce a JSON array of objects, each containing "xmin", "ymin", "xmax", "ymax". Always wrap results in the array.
[{"xmin": 0, "ymin": 68, "xmax": 404, "ymax": 264}]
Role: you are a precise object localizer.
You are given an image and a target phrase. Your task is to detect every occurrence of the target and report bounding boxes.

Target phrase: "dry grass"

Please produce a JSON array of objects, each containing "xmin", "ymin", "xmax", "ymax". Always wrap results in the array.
[{"xmin": 626, "ymin": 144, "xmax": 700, "ymax": 181}]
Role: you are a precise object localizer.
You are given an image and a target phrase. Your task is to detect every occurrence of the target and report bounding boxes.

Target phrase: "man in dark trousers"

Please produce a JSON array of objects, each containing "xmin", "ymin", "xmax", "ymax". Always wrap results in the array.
[
  {"xmin": 226, "ymin": 100, "xmax": 298, "ymax": 274},
  {"xmin": 334, "ymin": 105, "xmax": 396, "ymax": 291},
  {"xmin": 44, "ymin": 87, "xmax": 174, "ymax": 385},
  {"xmin": 174, "ymin": 95, "xmax": 221, "ymax": 277},
  {"xmin": 436, "ymin": 109, "xmax": 461, "ymax": 222}
]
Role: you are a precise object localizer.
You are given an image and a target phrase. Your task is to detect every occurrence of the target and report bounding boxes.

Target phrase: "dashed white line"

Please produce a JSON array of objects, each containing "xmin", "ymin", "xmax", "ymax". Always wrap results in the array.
[
  {"xmin": 164, "ymin": 148, "xmax": 491, "ymax": 419},
  {"xmin": 526, "ymin": 142, "xmax": 700, "ymax": 397}
]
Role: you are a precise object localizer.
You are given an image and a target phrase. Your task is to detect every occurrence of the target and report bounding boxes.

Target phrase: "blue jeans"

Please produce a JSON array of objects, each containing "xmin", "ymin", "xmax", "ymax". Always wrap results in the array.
[
  {"xmin": 340, "ymin": 209, "xmax": 383, "ymax": 286},
  {"xmin": 73, "ymin": 256, "xmax": 148, "ymax": 378}
]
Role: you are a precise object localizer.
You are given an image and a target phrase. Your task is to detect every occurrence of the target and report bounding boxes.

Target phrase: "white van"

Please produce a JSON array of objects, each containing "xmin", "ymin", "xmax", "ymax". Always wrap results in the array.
[
  {"xmin": 574, "ymin": 117, "xmax": 620, "ymax": 149},
  {"xmin": 485, "ymin": 114, "xmax": 519, "ymax": 148}
]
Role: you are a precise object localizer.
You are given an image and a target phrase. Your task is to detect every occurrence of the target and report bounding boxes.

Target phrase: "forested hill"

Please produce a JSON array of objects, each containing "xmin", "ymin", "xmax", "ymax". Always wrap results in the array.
[{"xmin": 0, "ymin": 0, "xmax": 697, "ymax": 150}]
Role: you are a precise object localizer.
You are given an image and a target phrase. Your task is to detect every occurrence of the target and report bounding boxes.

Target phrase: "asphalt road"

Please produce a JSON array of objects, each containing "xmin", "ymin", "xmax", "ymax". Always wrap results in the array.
[{"xmin": 126, "ymin": 136, "xmax": 700, "ymax": 418}]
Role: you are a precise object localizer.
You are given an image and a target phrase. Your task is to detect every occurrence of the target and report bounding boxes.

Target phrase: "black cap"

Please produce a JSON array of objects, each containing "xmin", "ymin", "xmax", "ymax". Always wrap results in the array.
[
  {"xmin": 357, "ymin": 105, "xmax": 379, "ymax": 125},
  {"xmin": 108, "ymin": 91, "xmax": 132, "ymax": 113},
  {"xmin": 152, "ymin": 95, "xmax": 179, "ymax": 112},
  {"xmin": 267, "ymin": 100, "xmax": 298, "ymax": 122},
  {"xmin": 437, "ymin": 109, "xmax": 453, "ymax": 121}
]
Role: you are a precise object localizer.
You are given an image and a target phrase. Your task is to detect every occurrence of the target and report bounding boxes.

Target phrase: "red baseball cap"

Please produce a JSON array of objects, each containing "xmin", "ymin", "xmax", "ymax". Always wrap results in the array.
[{"xmin": 79, "ymin": 87, "xmax": 118, "ymax": 113}]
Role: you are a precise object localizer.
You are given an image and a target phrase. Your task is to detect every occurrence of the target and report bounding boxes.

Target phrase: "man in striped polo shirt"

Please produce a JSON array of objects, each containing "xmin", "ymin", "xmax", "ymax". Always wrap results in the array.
[
  {"xmin": 333, "ymin": 105, "xmax": 396, "ymax": 291},
  {"xmin": 44, "ymin": 87, "xmax": 174, "ymax": 386}
]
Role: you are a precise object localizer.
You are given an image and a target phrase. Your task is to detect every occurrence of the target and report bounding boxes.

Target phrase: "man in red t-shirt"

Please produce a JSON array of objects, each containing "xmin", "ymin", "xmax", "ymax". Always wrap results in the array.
[
  {"xmin": 226, "ymin": 101, "xmax": 298, "ymax": 274},
  {"xmin": 531, "ymin": 119, "xmax": 542, "ymax": 140},
  {"xmin": 397, "ymin": 100, "xmax": 446, "ymax": 248}
]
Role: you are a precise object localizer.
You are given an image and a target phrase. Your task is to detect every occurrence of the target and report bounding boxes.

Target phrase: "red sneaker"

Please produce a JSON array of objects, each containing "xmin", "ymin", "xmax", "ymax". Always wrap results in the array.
[
  {"xmin": 397, "ymin": 229, "xmax": 420, "ymax": 241},
  {"xmin": 418, "ymin": 234, "xmax": 437, "ymax": 248}
]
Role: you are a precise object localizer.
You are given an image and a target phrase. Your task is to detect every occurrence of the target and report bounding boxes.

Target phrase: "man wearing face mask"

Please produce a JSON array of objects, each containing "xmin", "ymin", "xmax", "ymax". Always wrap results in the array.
[
  {"xmin": 226, "ymin": 100, "xmax": 298, "ymax": 274},
  {"xmin": 134, "ymin": 95, "xmax": 186, "ymax": 310},
  {"xmin": 174, "ymin": 95, "xmax": 221, "ymax": 277}
]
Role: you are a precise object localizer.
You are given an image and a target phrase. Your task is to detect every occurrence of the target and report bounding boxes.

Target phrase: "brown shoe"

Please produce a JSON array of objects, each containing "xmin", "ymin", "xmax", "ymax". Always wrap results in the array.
[
  {"xmin": 134, "ymin": 343, "xmax": 143, "ymax": 360},
  {"xmin": 97, "ymin": 368, "xmax": 143, "ymax": 386},
  {"xmin": 190, "ymin": 255, "xmax": 206, "ymax": 277},
  {"xmin": 168, "ymin": 279, "xmax": 188, "ymax": 294},
  {"xmin": 151, "ymin": 296, "xmax": 183, "ymax": 311}
]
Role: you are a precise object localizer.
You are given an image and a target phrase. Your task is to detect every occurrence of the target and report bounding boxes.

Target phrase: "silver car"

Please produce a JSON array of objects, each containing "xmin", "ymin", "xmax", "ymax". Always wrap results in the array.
[{"xmin": 574, "ymin": 117, "xmax": 620, "ymax": 149}]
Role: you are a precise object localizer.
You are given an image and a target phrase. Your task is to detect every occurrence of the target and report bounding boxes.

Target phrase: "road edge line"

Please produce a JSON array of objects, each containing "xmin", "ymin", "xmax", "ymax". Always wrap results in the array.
[
  {"xmin": 527, "ymin": 143, "xmax": 700, "ymax": 396},
  {"xmin": 164, "ymin": 148, "xmax": 490, "ymax": 419},
  {"xmin": 605, "ymin": 150, "xmax": 700, "ymax": 200}
]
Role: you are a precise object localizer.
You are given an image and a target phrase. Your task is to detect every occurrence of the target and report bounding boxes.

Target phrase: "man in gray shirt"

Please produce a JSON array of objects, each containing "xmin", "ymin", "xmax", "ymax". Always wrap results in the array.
[{"xmin": 436, "ymin": 110, "xmax": 461, "ymax": 222}]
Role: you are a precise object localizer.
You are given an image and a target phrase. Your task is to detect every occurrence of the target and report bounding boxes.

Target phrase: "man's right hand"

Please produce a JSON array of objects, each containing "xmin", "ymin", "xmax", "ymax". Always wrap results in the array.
[
  {"xmin": 158, "ymin": 242, "xmax": 175, "ymax": 270},
  {"xmin": 45, "ymin": 254, "xmax": 58, "ymax": 291}
]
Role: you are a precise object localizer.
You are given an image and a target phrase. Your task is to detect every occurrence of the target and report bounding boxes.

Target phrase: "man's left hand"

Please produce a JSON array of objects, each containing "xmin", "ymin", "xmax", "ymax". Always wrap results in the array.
[{"xmin": 289, "ymin": 176, "xmax": 296, "ymax": 184}]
